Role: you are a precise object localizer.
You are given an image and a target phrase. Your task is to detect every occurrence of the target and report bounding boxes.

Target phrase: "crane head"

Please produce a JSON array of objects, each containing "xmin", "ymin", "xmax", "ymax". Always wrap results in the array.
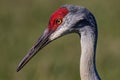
[{"xmin": 17, "ymin": 5, "xmax": 97, "ymax": 72}]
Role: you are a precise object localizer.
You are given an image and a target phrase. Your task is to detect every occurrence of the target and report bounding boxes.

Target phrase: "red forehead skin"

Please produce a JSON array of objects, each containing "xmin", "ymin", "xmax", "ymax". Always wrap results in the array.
[{"xmin": 48, "ymin": 7, "xmax": 69, "ymax": 32}]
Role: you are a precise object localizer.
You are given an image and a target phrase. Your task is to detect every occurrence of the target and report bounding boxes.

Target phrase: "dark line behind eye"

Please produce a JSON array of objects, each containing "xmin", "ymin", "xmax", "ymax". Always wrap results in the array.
[{"xmin": 73, "ymin": 19, "xmax": 90, "ymax": 28}]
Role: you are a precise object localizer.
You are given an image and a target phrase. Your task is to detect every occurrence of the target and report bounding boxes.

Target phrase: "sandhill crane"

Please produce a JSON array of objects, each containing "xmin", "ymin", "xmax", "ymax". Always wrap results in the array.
[{"xmin": 17, "ymin": 5, "xmax": 101, "ymax": 80}]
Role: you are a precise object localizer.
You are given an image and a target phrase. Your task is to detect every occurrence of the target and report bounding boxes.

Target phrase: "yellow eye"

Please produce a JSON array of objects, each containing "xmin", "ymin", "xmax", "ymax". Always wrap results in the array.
[{"xmin": 56, "ymin": 19, "xmax": 62, "ymax": 24}]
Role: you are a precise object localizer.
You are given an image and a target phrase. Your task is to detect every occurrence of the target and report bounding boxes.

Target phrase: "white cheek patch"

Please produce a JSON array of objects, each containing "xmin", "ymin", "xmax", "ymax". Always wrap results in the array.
[{"xmin": 49, "ymin": 26, "xmax": 68, "ymax": 40}]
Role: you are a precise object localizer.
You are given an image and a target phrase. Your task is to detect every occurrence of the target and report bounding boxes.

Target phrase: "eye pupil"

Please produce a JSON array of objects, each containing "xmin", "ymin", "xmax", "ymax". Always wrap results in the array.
[{"xmin": 56, "ymin": 19, "xmax": 62, "ymax": 24}]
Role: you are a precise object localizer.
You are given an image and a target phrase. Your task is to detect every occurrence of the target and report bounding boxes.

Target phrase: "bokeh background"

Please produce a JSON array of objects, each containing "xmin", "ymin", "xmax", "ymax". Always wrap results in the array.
[{"xmin": 0, "ymin": 0, "xmax": 120, "ymax": 80}]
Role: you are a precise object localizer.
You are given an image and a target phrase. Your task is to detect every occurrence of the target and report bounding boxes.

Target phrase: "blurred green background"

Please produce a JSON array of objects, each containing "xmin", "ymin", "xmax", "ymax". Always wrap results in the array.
[{"xmin": 0, "ymin": 0, "xmax": 120, "ymax": 80}]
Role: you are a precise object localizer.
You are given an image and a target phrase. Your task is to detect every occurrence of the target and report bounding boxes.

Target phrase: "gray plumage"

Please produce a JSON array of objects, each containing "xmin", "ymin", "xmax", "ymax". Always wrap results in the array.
[
  {"xmin": 50, "ymin": 5, "xmax": 101, "ymax": 80},
  {"xmin": 17, "ymin": 4, "xmax": 101, "ymax": 80}
]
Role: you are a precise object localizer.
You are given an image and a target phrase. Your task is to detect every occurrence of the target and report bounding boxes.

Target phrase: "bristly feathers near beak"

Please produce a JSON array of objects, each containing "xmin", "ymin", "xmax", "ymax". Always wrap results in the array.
[{"xmin": 16, "ymin": 29, "xmax": 53, "ymax": 72}]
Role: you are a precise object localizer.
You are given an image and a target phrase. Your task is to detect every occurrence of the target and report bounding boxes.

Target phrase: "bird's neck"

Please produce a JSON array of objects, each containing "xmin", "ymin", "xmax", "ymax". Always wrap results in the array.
[{"xmin": 79, "ymin": 29, "xmax": 100, "ymax": 80}]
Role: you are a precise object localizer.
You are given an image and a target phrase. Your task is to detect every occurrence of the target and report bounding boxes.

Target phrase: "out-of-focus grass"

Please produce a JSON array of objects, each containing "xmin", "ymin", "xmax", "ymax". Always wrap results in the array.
[{"xmin": 0, "ymin": 0, "xmax": 120, "ymax": 80}]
